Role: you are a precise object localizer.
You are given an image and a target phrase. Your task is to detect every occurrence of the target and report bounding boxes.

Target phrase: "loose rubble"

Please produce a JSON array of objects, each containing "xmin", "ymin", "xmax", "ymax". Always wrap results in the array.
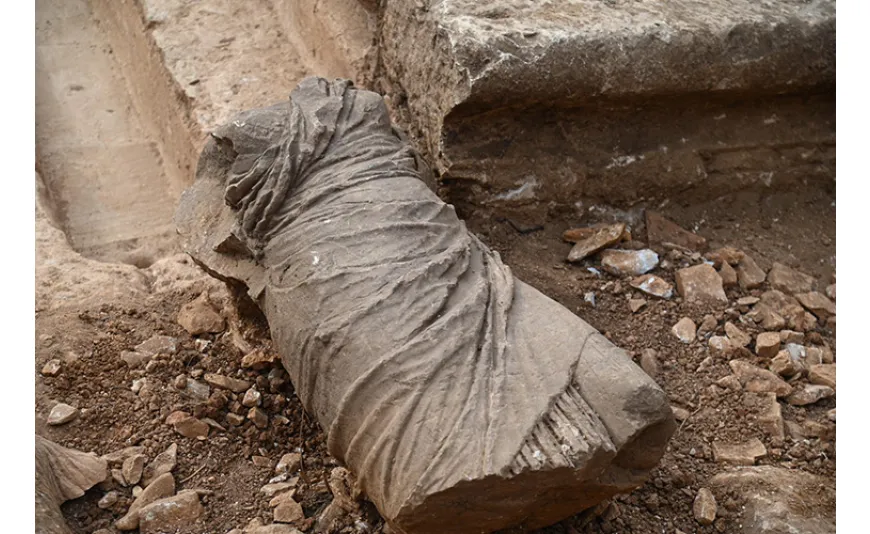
[{"xmin": 675, "ymin": 264, "xmax": 728, "ymax": 305}]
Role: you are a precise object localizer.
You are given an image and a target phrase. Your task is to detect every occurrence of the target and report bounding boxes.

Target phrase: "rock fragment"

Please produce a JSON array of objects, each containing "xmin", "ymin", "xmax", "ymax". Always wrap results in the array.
[
  {"xmin": 600, "ymin": 249, "xmax": 659, "ymax": 276},
  {"xmin": 675, "ymin": 264, "xmax": 727, "ymax": 305},
  {"xmin": 645, "ymin": 211, "xmax": 706, "ymax": 251},
  {"xmin": 708, "ymin": 335, "xmax": 733, "ymax": 356},
  {"xmin": 274, "ymin": 500, "xmax": 305, "ymax": 523},
  {"xmin": 769, "ymin": 349, "xmax": 804, "ymax": 378},
  {"xmin": 630, "ymin": 274, "xmax": 673, "ymax": 299},
  {"xmin": 825, "ymin": 283, "xmax": 836, "ymax": 300},
  {"xmin": 768, "ymin": 262, "xmax": 815, "ymax": 294},
  {"xmin": 671, "ymin": 406, "xmax": 691, "ymax": 422},
  {"xmin": 276, "ymin": 453, "xmax": 302, "ymax": 475},
  {"xmin": 98, "ymin": 491, "xmax": 120, "ymax": 509},
  {"xmin": 121, "ymin": 335, "xmax": 178, "ymax": 368},
  {"xmin": 629, "ymin": 298, "xmax": 647, "ymax": 313},
  {"xmin": 167, "ymin": 411, "xmax": 209, "ymax": 439},
  {"xmin": 786, "ymin": 385, "xmax": 834, "ymax": 406},
  {"xmin": 116, "ymin": 472, "xmax": 176, "ymax": 530},
  {"xmin": 712, "ymin": 438, "xmax": 767, "ymax": 465},
  {"xmin": 261, "ymin": 482, "xmax": 296, "ymax": 498},
  {"xmin": 243, "ymin": 388, "xmax": 262, "ymax": 407},
  {"xmin": 754, "ymin": 332, "xmax": 780, "ymax": 359},
  {"xmin": 729, "ymin": 360, "xmax": 793, "ymax": 397},
  {"xmin": 639, "ymin": 349, "xmax": 659, "ymax": 378},
  {"xmin": 795, "ymin": 291, "xmax": 836, "ymax": 320},
  {"xmin": 249, "ymin": 407, "xmax": 269, "ymax": 429},
  {"xmin": 724, "ymin": 322, "xmax": 751, "ymax": 347},
  {"xmin": 41, "ymin": 359, "xmax": 62, "ymax": 377},
  {"xmin": 102, "ymin": 446, "xmax": 146, "ymax": 465},
  {"xmin": 177, "ymin": 292, "xmax": 225, "ymax": 335},
  {"xmin": 704, "ymin": 247, "xmax": 744, "ymax": 268},
  {"xmin": 204, "ymin": 373, "xmax": 252, "ymax": 393},
  {"xmin": 693, "ymin": 488, "xmax": 717, "ymax": 526},
  {"xmin": 736, "ymin": 254, "xmax": 766, "ymax": 289},
  {"xmin": 138, "ymin": 490, "xmax": 204, "ymax": 534},
  {"xmin": 564, "ymin": 223, "xmax": 627, "ymax": 262},
  {"xmin": 122, "ymin": 454, "xmax": 146, "ymax": 486},
  {"xmin": 708, "ymin": 467, "xmax": 835, "ymax": 534},
  {"xmin": 755, "ymin": 392, "xmax": 784, "ymax": 441},
  {"xmin": 242, "ymin": 349, "xmax": 278, "ymax": 370},
  {"xmin": 47, "ymin": 403, "xmax": 79, "ymax": 426},
  {"xmin": 671, "ymin": 318, "xmax": 696, "ymax": 344},
  {"xmin": 808, "ymin": 364, "xmax": 836, "ymax": 388},
  {"xmin": 142, "ymin": 443, "xmax": 177, "ymax": 487},
  {"xmin": 697, "ymin": 315, "xmax": 718, "ymax": 339},
  {"xmin": 718, "ymin": 262, "xmax": 738, "ymax": 287}
]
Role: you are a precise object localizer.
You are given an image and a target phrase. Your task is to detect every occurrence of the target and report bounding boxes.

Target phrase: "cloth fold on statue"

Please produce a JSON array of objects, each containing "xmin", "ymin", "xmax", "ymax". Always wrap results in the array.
[{"xmin": 178, "ymin": 76, "xmax": 674, "ymax": 532}]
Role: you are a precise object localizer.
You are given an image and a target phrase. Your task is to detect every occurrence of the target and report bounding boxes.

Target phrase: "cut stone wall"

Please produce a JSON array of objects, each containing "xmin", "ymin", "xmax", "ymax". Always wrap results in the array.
[{"xmin": 376, "ymin": 0, "xmax": 836, "ymax": 212}]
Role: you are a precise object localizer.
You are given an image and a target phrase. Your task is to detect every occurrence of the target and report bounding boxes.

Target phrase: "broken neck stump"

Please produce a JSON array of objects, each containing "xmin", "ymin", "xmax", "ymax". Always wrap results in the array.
[{"xmin": 176, "ymin": 77, "xmax": 676, "ymax": 533}]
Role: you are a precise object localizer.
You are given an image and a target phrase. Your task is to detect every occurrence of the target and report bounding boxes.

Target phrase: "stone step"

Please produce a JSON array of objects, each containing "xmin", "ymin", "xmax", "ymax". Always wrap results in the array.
[{"xmin": 375, "ymin": 0, "xmax": 836, "ymax": 211}]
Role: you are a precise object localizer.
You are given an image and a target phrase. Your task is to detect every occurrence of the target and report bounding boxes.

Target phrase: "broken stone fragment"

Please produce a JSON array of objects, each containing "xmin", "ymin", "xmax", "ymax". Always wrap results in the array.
[
  {"xmin": 724, "ymin": 322, "xmax": 751, "ymax": 347},
  {"xmin": 785, "ymin": 385, "xmax": 834, "ymax": 406},
  {"xmin": 204, "ymin": 373, "xmax": 252, "ymax": 393},
  {"xmin": 166, "ymin": 411, "xmax": 209, "ymax": 439},
  {"xmin": 47, "ymin": 403, "xmax": 79, "ymax": 426},
  {"xmin": 138, "ymin": 490, "xmax": 204, "ymax": 534},
  {"xmin": 729, "ymin": 360, "xmax": 793, "ymax": 397},
  {"xmin": 177, "ymin": 292, "xmax": 226, "ymax": 335},
  {"xmin": 116, "ymin": 472, "xmax": 176, "ymax": 530},
  {"xmin": 248, "ymin": 407, "xmax": 269, "ymax": 429},
  {"xmin": 628, "ymin": 298, "xmax": 647, "ymax": 313},
  {"xmin": 697, "ymin": 315, "xmax": 718, "ymax": 339},
  {"xmin": 693, "ymin": 488, "xmax": 717, "ymax": 526},
  {"xmin": 767, "ymin": 262, "xmax": 816, "ymax": 295},
  {"xmin": 142, "ymin": 443, "xmax": 177, "ymax": 487},
  {"xmin": 242, "ymin": 387, "xmax": 262, "ymax": 407},
  {"xmin": 122, "ymin": 454, "xmax": 145, "ymax": 486},
  {"xmin": 241, "ymin": 348, "xmax": 278, "ymax": 370},
  {"xmin": 746, "ymin": 304, "xmax": 786, "ymax": 330},
  {"xmin": 755, "ymin": 392, "xmax": 784, "ymax": 441},
  {"xmin": 708, "ymin": 467, "xmax": 835, "ymax": 534},
  {"xmin": 825, "ymin": 283, "xmax": 836, "ymax": 300},
  {"xmin": 754, "ymin": 332, "xmax": 780, "ymax": 359},
  {"xmin": 274, "ymin": 500, "xmax": 305, "ymax": 524},
  {"xmin": 704, "ymin": 247, "xmax": 744, "ymax": 268},
  {"xmin": 564, "ymin": 223, "xmax": 627, "ymax": 262},
  {"xmin": 41, "ymin": 359, "xmax": 62, "ymax": 377},
  {"xmin": 175, "ymin": 79, "xmax": 677, "ymax": 533},
  {"xmin": 736, "ymin": 254, "xmax": 766, "ymax": 290},
  {"xmin": 276, "ymin": 453, "xmax": 302, "ymax": 475},
  {"xmin": 599, "ymin": 249, "xmax": 659, "ymax": 276},
  {"xmin": 712, "ymin": 438, "xmax": 767, "ymax": 465},
  {"xmin": 629, "ymin": 274, "xmax": 673, "ymax": 299},
  {"xmin": 675, "ymin": 264, "xmax": 727, "ymax": 306},
  {"xmin": 638, "ymin": 349, "xmax": 659, "ymax": 378},
  {"xmin": 102, "ymin": 446, "xmax": 146, "ymax": 465},
  {"xmin": 645, "ymin": 211, "xmax": 706, "ymax": 251},
  {"xmin": 795, "ymin": 291, "xmax": 836, "ymax": 320},
  {"xmin": 671, "ymin": 318, "xmax": 696, "ymax": 344},
  {"xmin": 769, "ymin": 350, "xmax": 804, "ymax": 378},
  {"xmin": 808, "ymin": 364, "xmax": 836, "ymax": 388},
  {"xmin": 718, "ymin": 262, "xmax": 737, "ymax": 287},
  {"xmin": 708, "ymin": 336, "xmax": 733, "ymax": 357}
]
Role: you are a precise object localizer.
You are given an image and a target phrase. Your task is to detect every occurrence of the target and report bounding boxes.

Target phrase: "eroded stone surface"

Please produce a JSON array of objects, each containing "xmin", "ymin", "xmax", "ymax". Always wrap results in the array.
[{"xmin": 175, "ymin": 78, "xmax": 677, "ymax": 534}]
